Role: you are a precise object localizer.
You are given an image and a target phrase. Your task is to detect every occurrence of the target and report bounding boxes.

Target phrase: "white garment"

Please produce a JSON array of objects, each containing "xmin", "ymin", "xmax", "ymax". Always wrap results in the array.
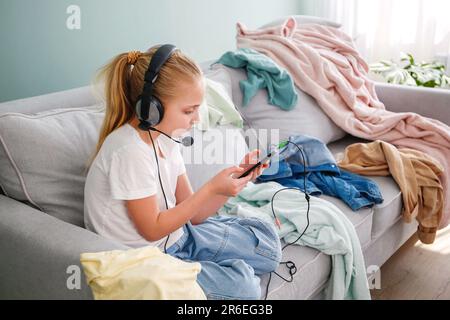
[{"xmin": 84, "ymin": 124, "xmax": 185, "ymax": 250}]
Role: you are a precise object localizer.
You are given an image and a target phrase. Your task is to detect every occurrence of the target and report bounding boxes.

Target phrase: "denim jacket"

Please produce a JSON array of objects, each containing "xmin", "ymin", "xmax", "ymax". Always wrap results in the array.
[{"xmin": 257, "ymin": 135, "xmax": 383, "ymax": 211}]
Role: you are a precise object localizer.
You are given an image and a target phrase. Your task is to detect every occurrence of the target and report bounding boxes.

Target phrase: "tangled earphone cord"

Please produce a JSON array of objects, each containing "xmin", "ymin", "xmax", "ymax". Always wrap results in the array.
[
  {"xmin": 264, "ymin": 140, "xmax": 310, "ymax": 300},
  {"xmin": 148, "ymin": 130, "xmax": 171, "ymax": 254}
]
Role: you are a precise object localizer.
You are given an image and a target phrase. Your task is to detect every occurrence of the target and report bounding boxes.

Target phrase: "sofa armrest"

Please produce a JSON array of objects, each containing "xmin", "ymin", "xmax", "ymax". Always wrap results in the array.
[
  {"xmin": 0, "ymin": 195, "xmax": 128, "ymax": 299},
  {"xmin": 375, "ymin": 82, "xmax": 450, "ymax": 126}
]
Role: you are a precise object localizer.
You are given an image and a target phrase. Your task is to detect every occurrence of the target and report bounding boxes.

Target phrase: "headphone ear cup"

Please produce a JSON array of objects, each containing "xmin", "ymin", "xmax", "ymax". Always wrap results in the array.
[
  {"xmin": 135, "ymin": 96, "xmax": 164, "ymax": 127},
  {"xmin": 135, "ymin": 98, "xmax": 143, "ymax": 120},
  {"xmin": 148, "ymin": 96, "xmax": 164, "ymax": 126}
]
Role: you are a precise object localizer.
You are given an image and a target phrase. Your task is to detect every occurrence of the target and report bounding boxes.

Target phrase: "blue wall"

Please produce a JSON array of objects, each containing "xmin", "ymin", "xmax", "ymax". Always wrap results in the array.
[{"xmin": 0, "ymin": 0, "xmax": 302, "ymax": 102}]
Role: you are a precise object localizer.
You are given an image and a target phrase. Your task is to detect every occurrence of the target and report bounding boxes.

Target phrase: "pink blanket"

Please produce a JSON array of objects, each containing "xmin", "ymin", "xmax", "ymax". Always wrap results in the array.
[{"xmin": 236, "ymin": 17, "xmax": 450, "ymax": 229}]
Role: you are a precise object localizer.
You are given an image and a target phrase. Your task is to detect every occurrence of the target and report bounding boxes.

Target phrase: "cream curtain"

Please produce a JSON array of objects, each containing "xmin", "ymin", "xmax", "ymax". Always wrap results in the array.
[{"xmin": 315, "ymin": 0, "xmax": 450, "ymax": 68}]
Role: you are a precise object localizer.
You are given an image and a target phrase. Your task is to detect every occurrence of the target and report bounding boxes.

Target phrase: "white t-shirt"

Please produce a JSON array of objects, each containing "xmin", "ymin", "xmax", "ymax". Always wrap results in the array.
[{"xmin": 84, "ymin": 123, "xmax": 186, "ymax": 250}]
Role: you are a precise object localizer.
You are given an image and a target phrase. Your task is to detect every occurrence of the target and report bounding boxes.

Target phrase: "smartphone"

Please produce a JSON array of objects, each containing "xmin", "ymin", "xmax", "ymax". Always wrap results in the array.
[{"xmin": 237, "ymin": 149, "xmax": 279, "ymax": 179}]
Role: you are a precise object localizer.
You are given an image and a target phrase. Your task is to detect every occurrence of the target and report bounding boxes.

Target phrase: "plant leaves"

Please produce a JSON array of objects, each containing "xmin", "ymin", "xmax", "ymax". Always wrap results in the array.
[{"xmin": 371, "ymin": 53, "xmax": 449, "ymax": 89}]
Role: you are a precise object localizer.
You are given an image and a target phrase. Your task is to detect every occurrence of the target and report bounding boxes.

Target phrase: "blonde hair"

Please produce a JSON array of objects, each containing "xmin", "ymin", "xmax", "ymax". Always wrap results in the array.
[{"xmin": 88, "ymin": 46, "xmax": 202, "ymax": 167}]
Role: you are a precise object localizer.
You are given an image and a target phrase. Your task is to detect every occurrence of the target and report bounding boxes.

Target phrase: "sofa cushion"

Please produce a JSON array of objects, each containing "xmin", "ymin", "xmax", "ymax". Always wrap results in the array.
[
  {"xmin": 262, "ymin": 244, "xmax": 331, "ymax": 299},
  {"xmin": 365, "ymin": 176, "xmax": 402, "ymax": 239},
  {"xmin": 209, "ymin": 65, "xmax": 347, "ymax": 145},
  {"xmin": 0, "ymin": 105, "xmax": 105, "ymax": 227}
]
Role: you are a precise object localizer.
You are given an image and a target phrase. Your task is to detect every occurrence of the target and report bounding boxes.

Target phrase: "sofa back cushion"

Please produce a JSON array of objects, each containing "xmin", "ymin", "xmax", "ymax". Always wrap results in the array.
[
  {"xmin": 0, "ymin": 102, "xmax": 248, "ymax": 226},
  {"xmin": 182, "ymin": 125, "xmax": 248, "ymax": 192},
  {"xmin": 212, "ymin": 65, "xmax": 347, "ymax": 145},
  {"xmin": 0, "ymin": 86, "xmax": 97, "ymax": 115},
  {"xmin": 0, "ymin": 105, "xmax": 105, "ymax": 227}
]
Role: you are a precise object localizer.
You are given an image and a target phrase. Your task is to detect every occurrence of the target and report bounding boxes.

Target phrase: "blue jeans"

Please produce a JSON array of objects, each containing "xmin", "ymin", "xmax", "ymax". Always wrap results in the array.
[
  {"xmin": 258, "ymin": 134, "xmax": 383, "ymax": 211},
  {"xmin": 272, "ymin": 170, "xmax": 383, "ymax": 211},
  {"xmin": 166, "ymin": 215, "xmax": 282, "ymax": 300}
]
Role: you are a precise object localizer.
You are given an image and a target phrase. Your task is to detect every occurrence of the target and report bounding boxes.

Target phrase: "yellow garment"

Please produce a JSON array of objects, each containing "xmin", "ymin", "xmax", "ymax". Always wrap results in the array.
[
  {"xmin": 80, "ymin": 246, "xmax": 206, "ymax": 300},
  {"xmin": 338, "ymin": 140, "xmax": 444, "ymax": 244}
]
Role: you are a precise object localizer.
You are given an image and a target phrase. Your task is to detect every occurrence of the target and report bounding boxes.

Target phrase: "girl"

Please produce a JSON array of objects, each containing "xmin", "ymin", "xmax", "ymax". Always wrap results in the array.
[{"xmin": 84, "ymin": 45, "xmax": 282, "ymax": 300}]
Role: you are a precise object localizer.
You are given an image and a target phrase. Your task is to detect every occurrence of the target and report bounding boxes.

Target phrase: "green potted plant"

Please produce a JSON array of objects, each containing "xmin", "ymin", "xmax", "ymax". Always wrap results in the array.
[{"xmin": 369, "ymin": 52, "xmax": 450, "ymax": 89}]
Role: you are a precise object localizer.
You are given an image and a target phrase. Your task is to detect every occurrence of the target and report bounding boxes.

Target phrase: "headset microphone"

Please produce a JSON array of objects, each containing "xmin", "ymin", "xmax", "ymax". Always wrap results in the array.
[
  {"xmin": 147, "ymin": 127, "xmax": 194, "ymax": 147},
  {"xmin": 180, "ymin": 136, "xmax": 194, "ymax": 147}
]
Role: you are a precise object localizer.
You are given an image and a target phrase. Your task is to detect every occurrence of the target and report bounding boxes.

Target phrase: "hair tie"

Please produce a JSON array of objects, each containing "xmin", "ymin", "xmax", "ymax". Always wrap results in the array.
[{"xmin": 127, "ymin": 50, "xmax": 141, "ymax": 65}]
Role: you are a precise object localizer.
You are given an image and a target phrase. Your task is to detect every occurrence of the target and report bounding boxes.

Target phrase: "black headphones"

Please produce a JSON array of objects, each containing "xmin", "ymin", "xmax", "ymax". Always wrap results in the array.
[{"xmin": 135, "ymin": 44, "xmax": 177, "ymax": 131}]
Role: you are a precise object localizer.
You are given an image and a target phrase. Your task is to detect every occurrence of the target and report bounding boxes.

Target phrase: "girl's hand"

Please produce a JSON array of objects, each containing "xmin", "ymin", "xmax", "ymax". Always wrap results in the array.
[
  {"xmin": 207, "ymin": 166, "xmax": 253, "ymax": 197},
  {"xmin": 239, "ymin": 149, "xmax": 270, "ymax": 182}
]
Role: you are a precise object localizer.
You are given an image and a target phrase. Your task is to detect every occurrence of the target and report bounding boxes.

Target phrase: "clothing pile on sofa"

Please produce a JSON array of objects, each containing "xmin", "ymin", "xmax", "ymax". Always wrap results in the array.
[
  {"xmin": 232, "ymin": 17, "xmax": 450, "ymax": 233},
  {"xmin": 253, "ymin": 134, "xmax": 443, "ymax": 244},
  {"xmin": 256, "ymin": 134, "xmax": 384, "ymax": 211},
  {"xmin": 218, "ymin": 181, "xmax": 371, "ymax": 300},
  {"xmin": 199, "ymin": 16, "xmax": 449, "ymax": 300},
  {"xmin": 208, "ymin": 17, "xmax": 448, "ymax": 244}
]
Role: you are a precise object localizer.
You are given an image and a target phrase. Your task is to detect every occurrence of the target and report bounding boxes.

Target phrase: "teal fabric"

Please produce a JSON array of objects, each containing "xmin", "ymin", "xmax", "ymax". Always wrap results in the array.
[
  {"xmin": 217, "ymin": 181, "xmax": 371, "ymax": 300},
  {"xmin": 215, "ymin": 48, "xmax": 298, "ymax": 110}
]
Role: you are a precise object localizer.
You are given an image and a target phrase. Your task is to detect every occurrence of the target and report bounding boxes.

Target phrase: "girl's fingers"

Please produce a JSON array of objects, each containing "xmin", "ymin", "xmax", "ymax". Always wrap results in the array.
[
  {"xmin": 252, "ymin": 163, "xmax": 268, "ymax": 180},
  {"xmin": 237, "ymin": 172, "xmax": 253, "ymax": 185},
  {"xmin": 236, "ymin": 157, "xmax": 268, "ymax": 184},
  {"xmin": 252, "ymin": 166, "xmax": 263, "ymax": 181},
  {"xmin": 236, "ymin": 172, "xmax": 250, "ymax": 183},
  {"xmin": 256, "ymin": 165, "xmax": 265, "ymax": 176}
]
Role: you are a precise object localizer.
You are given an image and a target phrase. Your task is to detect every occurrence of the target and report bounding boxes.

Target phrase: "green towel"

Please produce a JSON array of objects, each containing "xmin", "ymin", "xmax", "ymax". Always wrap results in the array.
[
  {"xmin": 216, "ymin": 48, "xmax": 298, "ymax": 110},
  {"xmin": 218, "ymin": 181, "xmax": 371, "ymax": 300},
  {"xmin": 195, "ymin": 78, "xmax": 243, "ymax": 131}
]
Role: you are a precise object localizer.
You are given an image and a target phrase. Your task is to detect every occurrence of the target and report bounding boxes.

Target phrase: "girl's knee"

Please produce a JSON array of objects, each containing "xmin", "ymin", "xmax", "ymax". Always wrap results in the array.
[
  {"xmin": 241, "ymin": 277, "xmax": 262, "ymax": 300},
  {"xmin": 207, "ymin": 279, "xmax": 261, "ymax": 300},
  {"xmin": 204, "ymin": 259, "xmax": 262, "ymax": 300},
  {"xmin": 240, "ymin": 218, "xmax": 282, "ymax": 268},
  {"xmin": 231, "ymin": 262, "xmax": 261, "ymax": 300}
]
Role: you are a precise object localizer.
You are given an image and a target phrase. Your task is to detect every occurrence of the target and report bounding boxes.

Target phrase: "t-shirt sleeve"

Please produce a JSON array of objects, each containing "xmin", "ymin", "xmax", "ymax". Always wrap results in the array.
[
  {"xmin": 108, "ymin": 145, "xmax": 158, "ymax": 200},
  {"xmin": 176, "ymin": 145, "xmax": 187, "ymax": 176}
]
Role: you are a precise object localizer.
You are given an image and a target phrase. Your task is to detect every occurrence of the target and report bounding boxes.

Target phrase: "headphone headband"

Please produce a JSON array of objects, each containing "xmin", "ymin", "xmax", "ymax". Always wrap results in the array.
[
  {"xmin": 143, "ymin": 44, "xmax": 177, "ymax": 97},
  {"xmin": 137, "ymin": 44, "xmax": 177, "ymax": 129}
]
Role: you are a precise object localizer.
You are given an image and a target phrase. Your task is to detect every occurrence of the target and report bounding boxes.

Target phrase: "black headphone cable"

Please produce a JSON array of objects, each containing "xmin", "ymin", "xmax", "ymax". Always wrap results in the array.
[
  {"xmin": 264, "ymin": 140, "xmax": 310, "ymax": 300},
  {"xmin": 148, "ymin": 130, "xmax": 171, "ymax": 253}
]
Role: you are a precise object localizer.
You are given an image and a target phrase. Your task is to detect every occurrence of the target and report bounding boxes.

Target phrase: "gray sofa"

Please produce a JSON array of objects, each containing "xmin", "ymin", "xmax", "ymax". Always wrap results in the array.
[{"xmin": 1, "ymin": 72, "xmax": 449, "ymax": 299}]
